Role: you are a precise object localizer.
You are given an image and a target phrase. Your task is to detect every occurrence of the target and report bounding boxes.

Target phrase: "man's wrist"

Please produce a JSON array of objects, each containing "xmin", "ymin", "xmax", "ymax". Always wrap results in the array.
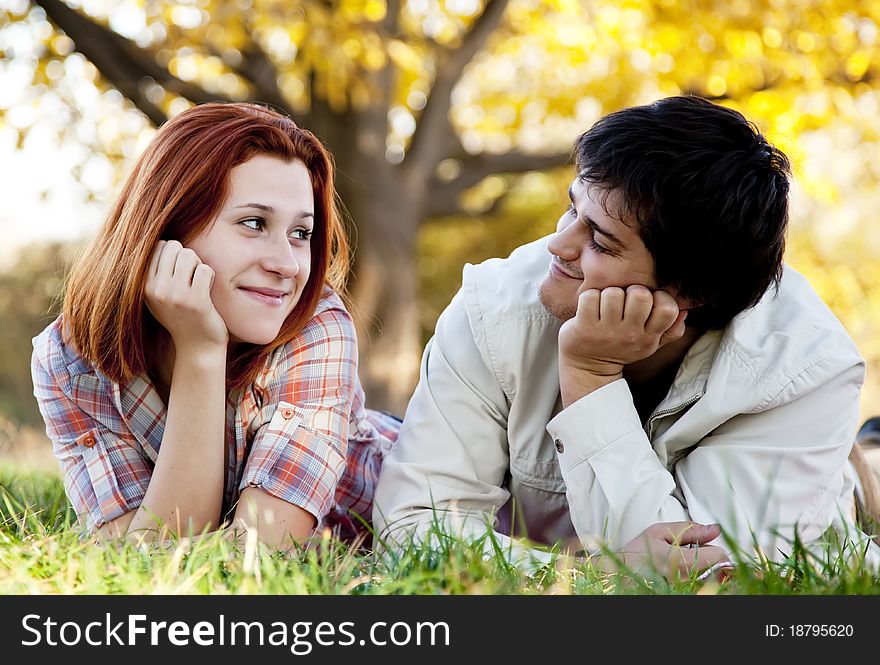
[{"xmin": 559, "ymin": 367, "xmax": 622, "ymax": 408}]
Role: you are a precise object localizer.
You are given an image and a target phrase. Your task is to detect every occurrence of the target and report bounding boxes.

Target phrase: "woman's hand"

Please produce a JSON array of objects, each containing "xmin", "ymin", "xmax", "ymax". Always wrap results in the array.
[{"xmin": 145, "ymin": 240, "xmax": 228, "ymax": 352}]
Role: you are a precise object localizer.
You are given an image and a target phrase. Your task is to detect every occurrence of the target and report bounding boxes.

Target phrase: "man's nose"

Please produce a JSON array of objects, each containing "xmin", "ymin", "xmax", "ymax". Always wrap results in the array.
[{"xmin": 547, "ymin": 214, "xmax": 580, "ymax": 261}]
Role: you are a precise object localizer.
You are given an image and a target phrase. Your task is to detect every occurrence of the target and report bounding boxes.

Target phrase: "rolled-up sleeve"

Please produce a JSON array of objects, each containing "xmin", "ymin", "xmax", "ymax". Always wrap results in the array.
[
  {"xmin": 241, "ymin": 306, "xmax": 356, "ymax": 522},
  {"xmin": 31, "ymin": 330, "xmax": 150, "ymax": 532}
]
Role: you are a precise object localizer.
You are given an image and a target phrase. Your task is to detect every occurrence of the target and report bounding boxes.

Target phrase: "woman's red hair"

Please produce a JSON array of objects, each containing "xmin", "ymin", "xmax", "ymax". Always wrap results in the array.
[{"xmin": 62, "ymin": 102, "xmax": 350, "ymax": 391}]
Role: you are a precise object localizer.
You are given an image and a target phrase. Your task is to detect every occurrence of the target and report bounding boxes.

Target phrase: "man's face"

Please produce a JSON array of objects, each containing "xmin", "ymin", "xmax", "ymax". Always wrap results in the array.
[{"xmin": 538, "ymin": 179, "xmax": 661, "ymax": 321}]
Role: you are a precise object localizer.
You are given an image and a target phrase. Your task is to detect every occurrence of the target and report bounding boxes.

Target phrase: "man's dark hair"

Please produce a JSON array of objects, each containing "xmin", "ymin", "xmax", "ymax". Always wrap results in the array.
[{"xmin": 574, "ymin": 95, "xmax": 790, "ymax": 330}]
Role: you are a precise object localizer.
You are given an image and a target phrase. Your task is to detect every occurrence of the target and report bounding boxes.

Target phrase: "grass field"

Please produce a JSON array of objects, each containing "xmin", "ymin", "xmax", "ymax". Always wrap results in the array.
[{"xmin": 1, "ymin": 461, "xmax": 878, "ymax": 595}]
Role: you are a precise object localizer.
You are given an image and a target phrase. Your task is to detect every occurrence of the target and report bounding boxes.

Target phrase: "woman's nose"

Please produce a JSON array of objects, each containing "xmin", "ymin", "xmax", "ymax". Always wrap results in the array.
[{"xmin": 260, "ymin": 238, "xmax": 300, "ymax": 278}]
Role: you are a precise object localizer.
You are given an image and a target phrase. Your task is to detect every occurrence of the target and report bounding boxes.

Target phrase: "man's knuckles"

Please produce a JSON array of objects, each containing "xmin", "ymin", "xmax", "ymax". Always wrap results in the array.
[
  {"xmin": 600, "ymin": 286, "xmax": 626, "ymax": 304},
  {"xmin": 625, "ymin": 284, "xmax": 653, "ymax": 302}
]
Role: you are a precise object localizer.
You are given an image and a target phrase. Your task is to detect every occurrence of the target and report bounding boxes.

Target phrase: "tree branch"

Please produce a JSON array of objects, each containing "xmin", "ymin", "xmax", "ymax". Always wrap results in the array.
[
  {"xmin": 425, "ymin": 148, "xmax": 572, "ymax": 217},
  {"xmin": 36, "ymin": 0, "xmax": 231, "ymax": 126},
  {"xmin": 431, "ymin": 188, "xmax": 512, "ymax": 218},
  {"xmin": 404, "ymin": 0, "xmax": 510, "ymax": 179},
  {"xmin": 234, "ymin": 41, "xmax": 297, "ymax": 118},
  {"xmin": 380, "ymin": 0, "xmax": 401, "ymax": 35}
]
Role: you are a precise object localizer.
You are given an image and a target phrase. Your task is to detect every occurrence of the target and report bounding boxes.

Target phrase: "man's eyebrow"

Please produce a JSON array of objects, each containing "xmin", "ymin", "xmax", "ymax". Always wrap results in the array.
[
  {"xmin": 231, "ymin": 203, "xmax": 314, "ymax": 220},
  {"xmin": 567, "ymin": 184, "xmax": 625, "ymax": 250}
]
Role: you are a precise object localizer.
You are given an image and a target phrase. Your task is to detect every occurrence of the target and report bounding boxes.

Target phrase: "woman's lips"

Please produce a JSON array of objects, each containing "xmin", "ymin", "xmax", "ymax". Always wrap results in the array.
[{"xmin": 239, "ymin": 287, "xmax": 287, "ymax": 306}]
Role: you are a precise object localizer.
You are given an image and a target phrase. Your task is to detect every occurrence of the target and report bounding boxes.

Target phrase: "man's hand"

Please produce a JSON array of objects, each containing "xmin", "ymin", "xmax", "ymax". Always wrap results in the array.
[
  {"xmin": 558, "ymin": 285, "xmax": 687, "ymax": 406},
  {"xmin": 593, "ymin": 521, "xmax": 731, "ymax": 582}
]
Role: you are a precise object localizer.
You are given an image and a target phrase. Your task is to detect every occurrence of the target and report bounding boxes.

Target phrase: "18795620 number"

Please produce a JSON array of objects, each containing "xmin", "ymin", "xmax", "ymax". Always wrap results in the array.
[{"xmin": 765, "ymin": 624, "xmax": 853, "ymax": 637}]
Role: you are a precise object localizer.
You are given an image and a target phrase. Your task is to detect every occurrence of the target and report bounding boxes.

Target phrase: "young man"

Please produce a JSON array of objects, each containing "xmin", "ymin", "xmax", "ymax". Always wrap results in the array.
[{"xmin": 374, "ymin": 96, "xmax": 876, "ymax": 577}]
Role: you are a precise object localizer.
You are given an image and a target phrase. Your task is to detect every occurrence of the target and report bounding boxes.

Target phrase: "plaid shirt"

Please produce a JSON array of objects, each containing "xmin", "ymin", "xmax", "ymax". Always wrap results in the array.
[{"xmin": 31, "ymin": 290, "xmax": 399, "ymax": 535}]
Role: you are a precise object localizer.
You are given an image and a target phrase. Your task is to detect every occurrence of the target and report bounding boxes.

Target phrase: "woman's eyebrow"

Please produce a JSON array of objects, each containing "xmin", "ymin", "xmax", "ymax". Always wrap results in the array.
[
  {"xmin": 231, "ymin": 202, "xmax": 313, "ymax": 220},
  {"xmin": 232, "ymin": 202, "xmax": 274, "ymax": 213}
]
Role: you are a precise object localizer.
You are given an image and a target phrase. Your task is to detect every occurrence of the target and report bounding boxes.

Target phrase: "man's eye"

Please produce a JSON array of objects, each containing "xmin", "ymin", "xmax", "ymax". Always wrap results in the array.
[{"xmin": 590, "ymin": 239, "xmax": 611, "ymax": 255}]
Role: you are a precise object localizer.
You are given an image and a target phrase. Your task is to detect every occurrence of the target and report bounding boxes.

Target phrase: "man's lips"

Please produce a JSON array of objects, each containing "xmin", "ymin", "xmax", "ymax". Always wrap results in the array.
[{"xmin": 550, "ymin": 258, "xmax": 582, "ymax": 280}]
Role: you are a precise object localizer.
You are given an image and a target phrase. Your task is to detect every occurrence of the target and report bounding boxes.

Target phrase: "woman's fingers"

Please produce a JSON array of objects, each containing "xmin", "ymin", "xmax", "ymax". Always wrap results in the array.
[
  {"xmin": 155, "ymin": 240, "xmax": 183, "ymax": 284},
  {"xmin": 172, "ymin": 247, "xmax": 201, "ymax": 286},
  {"xmin": 151, "ymin": 241, "xmax": 203, "ymax": 296},
  {"xmin": 191, "ymin": 263, "xmax": 215, "ymax": 298},
  {"xmin": 142, "ymin": 240, "xmax": 227, "ymax": 349},
  {"xmin": 148, "ymin": 240, "xmax": 166, "ymax": 277}
]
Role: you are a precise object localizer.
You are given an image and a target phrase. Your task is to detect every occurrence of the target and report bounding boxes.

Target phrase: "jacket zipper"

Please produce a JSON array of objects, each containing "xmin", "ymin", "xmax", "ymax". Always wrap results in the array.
[{"xmin": 644, "ymin": 392, "xmax": 704, "ymax": 437}]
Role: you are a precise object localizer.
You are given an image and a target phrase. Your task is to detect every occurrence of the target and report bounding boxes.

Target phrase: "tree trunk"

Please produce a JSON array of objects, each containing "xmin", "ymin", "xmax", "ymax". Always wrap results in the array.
[
  {"xmin": 350, "ymin": 226, "xmax": 422, "ymax": 416},
  {"xmin": 332, "ymin": 141, "xmax": 424, "ymax": 415}
]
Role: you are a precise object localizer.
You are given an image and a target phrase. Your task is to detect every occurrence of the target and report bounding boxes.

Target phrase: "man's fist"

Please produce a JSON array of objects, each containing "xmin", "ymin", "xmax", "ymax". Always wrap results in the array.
[{"xmin": 559, "ymin": 285, "xmax": 687, "ymax": 377}]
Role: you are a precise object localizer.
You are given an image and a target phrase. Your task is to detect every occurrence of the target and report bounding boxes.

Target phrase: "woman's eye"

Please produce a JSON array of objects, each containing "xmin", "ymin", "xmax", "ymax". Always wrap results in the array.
[
  {"xmin": 290, "ymin": 228, "xmax": 313, "ymax": 241},
  {"xmin": 565, "ymin": 204, "xmax": 576, "ymax": 216},
  {"xmin": 241, "ymin": 218, "xmax": 264, "ymax": 231}
]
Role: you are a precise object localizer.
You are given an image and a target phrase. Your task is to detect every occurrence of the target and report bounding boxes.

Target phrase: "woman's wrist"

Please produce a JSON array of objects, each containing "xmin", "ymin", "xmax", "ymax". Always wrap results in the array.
[{"xmin": 171, "ymin": 343, "xmax": 227, "ymax": 372}]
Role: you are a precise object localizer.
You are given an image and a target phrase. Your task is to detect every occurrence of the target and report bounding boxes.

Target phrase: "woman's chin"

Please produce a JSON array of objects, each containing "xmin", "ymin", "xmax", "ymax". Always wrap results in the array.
[{"xmin": 228, "ymin": 328, "xmax": 281, "ymax": 347}]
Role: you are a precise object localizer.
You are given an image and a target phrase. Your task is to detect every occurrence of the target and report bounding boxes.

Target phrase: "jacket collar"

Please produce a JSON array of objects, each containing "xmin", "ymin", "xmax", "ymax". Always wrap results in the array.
[{"xmin": 653, "ymin": 328, "xmax": 720, "ymax": 414}]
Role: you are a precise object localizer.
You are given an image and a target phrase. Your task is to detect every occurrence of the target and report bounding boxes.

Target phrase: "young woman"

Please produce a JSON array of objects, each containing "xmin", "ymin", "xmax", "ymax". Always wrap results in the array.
[{"xmin": 31, "ymin": 102, "xmax": 398, "ymax": 548}]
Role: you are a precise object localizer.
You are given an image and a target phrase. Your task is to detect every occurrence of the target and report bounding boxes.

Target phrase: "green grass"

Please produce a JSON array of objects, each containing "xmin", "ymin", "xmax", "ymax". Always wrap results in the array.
[{"xmin": 1, "ymin": 462, "xmax": 878, "ymax": 595}]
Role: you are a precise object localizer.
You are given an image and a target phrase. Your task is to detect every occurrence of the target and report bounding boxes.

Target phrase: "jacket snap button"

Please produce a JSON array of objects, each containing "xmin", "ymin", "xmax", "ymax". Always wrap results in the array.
[{"xmin": 554, "ymin": 439, "xmax": 564, "ymax": 453}]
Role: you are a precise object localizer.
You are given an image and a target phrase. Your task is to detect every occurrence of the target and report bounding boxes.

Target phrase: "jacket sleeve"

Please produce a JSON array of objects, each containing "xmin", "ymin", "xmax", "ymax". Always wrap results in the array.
[
  {"xmin": 372, "ymin": 291, "xmax": 553, "ymax": 568},
  {"xmin": 546, "ymin": 359, "xmax": 866, "ymax": 560}
]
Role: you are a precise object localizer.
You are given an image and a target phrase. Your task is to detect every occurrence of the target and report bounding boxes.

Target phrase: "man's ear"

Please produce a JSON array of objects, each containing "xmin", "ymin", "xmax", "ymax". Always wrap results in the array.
[{"xmin": 674, "ymin": 295, "xmax": 695, "ymax": 311}]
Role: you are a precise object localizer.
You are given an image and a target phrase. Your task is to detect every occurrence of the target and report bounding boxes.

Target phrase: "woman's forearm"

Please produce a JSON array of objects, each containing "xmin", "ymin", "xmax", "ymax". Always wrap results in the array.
[{"xmin": 127, "ymin": 350, "xmax": 227, "ymax": 538}]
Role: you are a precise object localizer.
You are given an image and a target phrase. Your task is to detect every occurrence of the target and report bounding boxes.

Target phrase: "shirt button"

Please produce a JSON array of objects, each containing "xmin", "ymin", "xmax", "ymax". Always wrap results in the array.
[
  {"xmin": 80, "ymin": 434, "xmax": 96, "ymax": 448},
  {"xmin": 554, "ymin": 439, "xmax": 564, "ymax": 453},
  {"xmin": 280, "ymin": 408, "xmax": 294, "ymax": 419}
]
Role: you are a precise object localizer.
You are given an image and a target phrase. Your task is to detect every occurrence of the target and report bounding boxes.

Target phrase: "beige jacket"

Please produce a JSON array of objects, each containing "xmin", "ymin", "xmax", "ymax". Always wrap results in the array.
[{"xmin": 374, "ymin": 237, "xmax": 875, "ymax": 566}]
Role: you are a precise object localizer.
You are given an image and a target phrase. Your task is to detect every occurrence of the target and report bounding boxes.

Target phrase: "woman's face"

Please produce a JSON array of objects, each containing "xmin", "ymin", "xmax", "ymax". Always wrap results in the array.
[{"xmin": 186, "ymin": 154, "xmax": 314, "ymax": 345}]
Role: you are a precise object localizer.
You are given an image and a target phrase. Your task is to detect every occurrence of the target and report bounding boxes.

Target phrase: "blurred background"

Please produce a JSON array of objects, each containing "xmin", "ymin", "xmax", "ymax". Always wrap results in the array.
[{"xmin": 1, "ymin": 0, "xmax": 879, "ymax": 471}]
